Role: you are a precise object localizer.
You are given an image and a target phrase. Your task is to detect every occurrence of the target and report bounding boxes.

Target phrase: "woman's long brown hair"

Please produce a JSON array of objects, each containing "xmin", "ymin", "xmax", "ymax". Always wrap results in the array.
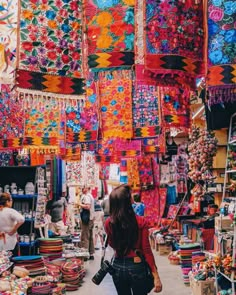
[{"xmin": 109, "ymin": 184, "xmax": 138, "ymax": 257}]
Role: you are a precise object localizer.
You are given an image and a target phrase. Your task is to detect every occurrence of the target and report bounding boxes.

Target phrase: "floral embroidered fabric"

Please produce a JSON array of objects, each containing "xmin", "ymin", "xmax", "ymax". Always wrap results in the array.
[
  {"xmin": 145, "ymin": 0, "xmax": 205, "ymax": 79},
  {"xmin": 0, "ymin": 85, "xmax": 24, "ymax": 146},
  {"xmin": 85, "ymin": 0, "xmax": 135, "ymax": 69},
  {"xmin": 0, "ymin": 0, "xmax": 18, "ymax": 83},
  {"xmin": 99, "ymin": 70, "xmax": 133, "ymax": 139},
  {"xmin": 207, "ymin": 0, "xmax": 236, "ymax": 105},
  {"xmin": 19, "ymin": 0, "xmax": 83, "ymax": 77}
]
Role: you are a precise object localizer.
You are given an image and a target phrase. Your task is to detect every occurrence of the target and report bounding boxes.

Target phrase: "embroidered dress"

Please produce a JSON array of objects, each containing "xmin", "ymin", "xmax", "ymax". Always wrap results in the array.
[{"xmin": 207, "ymin": 0, "xmax": 236, "ymax": 105}]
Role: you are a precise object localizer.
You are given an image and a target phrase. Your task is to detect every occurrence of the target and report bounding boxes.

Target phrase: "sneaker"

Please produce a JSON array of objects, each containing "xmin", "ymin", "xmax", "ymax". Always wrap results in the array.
[
  {"xmin": 95, "ymin": 247, "xmax": 100, "ymax": 250},
  {"xmin": 89, "ymin": 255, "xmax": 94, "ymax": 260}
]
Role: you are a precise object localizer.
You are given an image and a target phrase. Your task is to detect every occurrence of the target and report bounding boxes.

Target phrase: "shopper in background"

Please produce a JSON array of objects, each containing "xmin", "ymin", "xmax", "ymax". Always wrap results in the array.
[
  {"xmin": 79, "ymin": 187, "xmax": 95, "ymax": 260},
  {"xmin": 94, "ymin": 203, "xmax": 105, "ymax": 250},
  {"xmin": 0, "ymin": 193, "xmax": 25, "ymax": 255},
  {"xmin": 105, "ymin": 184, "xmax": 162, "ymax": 294},
  {"xmin": 101, "ymin": 194, "xmax": 110, "ymax": 221},
  {"xmin": 46, "ymin": 196, "xmax": 68, "ymax": 236}
]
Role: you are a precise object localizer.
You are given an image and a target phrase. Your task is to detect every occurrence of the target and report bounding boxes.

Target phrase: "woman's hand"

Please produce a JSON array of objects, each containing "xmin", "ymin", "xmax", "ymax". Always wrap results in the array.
[{"xmin": 153, "ymin": 272, "xmax": 162, "ymax": 293}]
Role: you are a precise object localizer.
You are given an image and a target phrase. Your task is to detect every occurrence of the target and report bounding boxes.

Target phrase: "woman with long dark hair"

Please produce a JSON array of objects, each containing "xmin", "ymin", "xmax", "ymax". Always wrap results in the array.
[{"xmin": 105, "ymin": 184, "xmax": 162, "ymax": 294}]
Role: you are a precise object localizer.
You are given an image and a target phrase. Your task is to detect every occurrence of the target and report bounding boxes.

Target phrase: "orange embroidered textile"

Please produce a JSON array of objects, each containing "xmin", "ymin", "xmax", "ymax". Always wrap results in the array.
[{"xmin": 98, "ymin": 70, "xmax": 133, "ymax": 139}]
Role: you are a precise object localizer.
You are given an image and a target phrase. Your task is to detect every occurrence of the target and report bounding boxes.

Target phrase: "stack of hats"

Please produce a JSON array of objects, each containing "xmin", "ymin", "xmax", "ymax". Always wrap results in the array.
[
  {"xmin": 61, "ymin": 258, "xmax": 86, "ymax": 291},
  {"xmin": 11, "ymin": 256, "xmax": 46, "ymax": 276},
  {"xmin": 39, "ymin": 238, "xmax": 63, "ymax": 261},
  {"xmin": 179, "ymin": 243, "xmax": 201, "ymax": 285}
]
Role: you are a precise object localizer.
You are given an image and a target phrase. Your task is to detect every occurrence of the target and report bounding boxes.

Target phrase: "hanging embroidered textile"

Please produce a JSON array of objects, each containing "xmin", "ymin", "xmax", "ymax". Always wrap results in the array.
[
  {"xmin": 158, "ymin": 187, "xmax": 167, "ymax": 219},
  {"xmin": 115, "ymin": 138, "xmax": 142, "ymax": 157},
  {"xmin": 19, "ymin": 0, "xmax": 83, "ymax": 77},
  {"xmin": 16, "ymin": 70, "xmax": 85, "ymax": 95},
  {"xmin": 160, "ymin": 87, "xmax": 191, "ymax": 128},
  {"xmin": 138, "ymin": 156, "xmax": 154, "ymax": 190},
  {"xmin": 135, "ymin": 0, "xmax": 144, "ymax": 65},
  {"xmin": 23, "ymin": 92, "xmax": 60, "ymax": 146},
  {"xmin": 99, "ymin": 163, "xmax": 110, "ymax": 180},
  {"xmin": 142, "ymin": 138, "xmax": 159, "ymax": 153},
  {"xmin": 83, "ymin": 151, "xmax": 99, "ymax": 187},
  {"xmin": 141, "ymin": 188, "xmax": 159, "ymax": 226},
  {"xmin": 144, "ymin": 0, "xmax": 205, "ymax": 85},
  {"xmin": 66, "ymin": 98, "xmax": 97, "ymax": 143},
  {"xmin": 127, "ymin": 158, "xmax": 140, "ymax": 191},
  {"xmin": 207, "ymin": 0, "xmax": 236, "ymax": 105},
  {"xmin": 120, "ymin": 159, "xmax": 128, "ymax": 183},
  {"xmin": 61, "ymin": 143, "xmax": 81, "ymax": 161},
  {"xmin": 84, "ymin": 0, "xmax": 135, "ymax": 70},
  {"xmin": 0, "ymin": 0, "xmax": 18, "ymax": 83},
  {"xmin": 0, "ymin": 85, "xmax": 24, "ymax": 149},
  {"xmin": 133, "ymin": 84, "xmax": 160, "ymax": 138},
  {"xmin": 66, "ymin": 161, "xmax": 83, "ymax": 186},
  {"xmin": 99, "ymin": 70, "xmax": 133, "ymax": 139}
]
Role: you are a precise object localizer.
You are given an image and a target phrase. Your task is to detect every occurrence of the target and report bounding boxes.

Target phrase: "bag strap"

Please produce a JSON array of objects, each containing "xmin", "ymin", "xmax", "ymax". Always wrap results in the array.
[{"xmin": 101, "ymin": 234, "xmax": 109, "ymax": 265}]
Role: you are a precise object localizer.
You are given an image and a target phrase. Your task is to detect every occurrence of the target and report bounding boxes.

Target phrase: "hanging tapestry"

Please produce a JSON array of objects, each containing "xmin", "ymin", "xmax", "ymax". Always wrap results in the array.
[
  {"xmin": 138, "ymin": 156, "xmax": 154, "ymax": 190},
  {"xmin": 66, "ymin": 98, "xmax": 97, "ymax": 143},
  {"xmin": 135, "ymin": 0, "xmax": 144, "ymax": 65},
  {"xmin": 0, "ymin": 0, "xmax": 18, "ymax": 83},
  {"xmin": 141, "ymin": 188, "xmax": 159, "ymax": 226},
  {"xmin": 99, "ymin": 70, "xmax": 133, "ymax": 139},
  {"xmin": 160, "ymin": 87, "xmax": 191, "ymax": 128},
  {"xmin": 61, "ymin": 143, "xmax": 81, "ymax": 161},
  {"xmin": 207, "ymin": 0, "xmax": 236, "ymax": 105},
  {"xmin": 19, "ymin": 0, "xmax": 83, "ymax": 77},
  {"xmin": 144, "ymin": 0, "xmax": 205, "ymax": 83},
  {"xmin": 115, "ymin": 138, "xmax": 141, "ymax": 157},
  {"xmin": 158, "ymin": 187, "xmax": 167, "ymax": 219},
  {"xmin": 120, "ymin": 159, "xmax": 128, "ymax": 183},
  {"xmin": 133, "ymin": 84, "xmax": 160, "ymax": 138},
  {"xmin": 23, "ymin": 93, "xmax": 60, "ymax": 146},
  {"xmin": 127, "ymin": 158, "xmax": 140, "ymax": 191},
  {"xmin": 99, "ymin": 163, "xmax": 110, "ymax": 180},
  {"xmin": 0, "ymin": 85, "xmax": 24, "ymax": 148},
  {"xmin": 84, "ymin": 0, "xmax": 135, "ymax": 70},
  {"xmin": 16, "ymin": 70, "xmax": 85, "ymax": 95},
  {"xmin": 152, "ymin": 156, "xmax": 159, "ymax": 186},
  {"xmin": 66, "ymin": 161, "xmax": 83, "ymax": 186},
  {"xmin": 142, "ymin": 138, "xmax": 159, "ymax": 153},
  {"xmin": 83, "ymin": 151, "xmax": 99, "ymax": 187}
]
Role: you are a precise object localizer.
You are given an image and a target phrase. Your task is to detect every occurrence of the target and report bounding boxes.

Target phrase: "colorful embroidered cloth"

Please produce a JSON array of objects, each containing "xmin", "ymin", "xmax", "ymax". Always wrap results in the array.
[
  {"xmin": 0, "ymin": 85, "xmax": 24, "ymax": 148},
  {"xmin": 133, "ymin": 84, "xmax": 160, "ymax": 138},
  {"xmin": 141, "ymin": 188, "xmax": 159, "ymax": 226},
  {"xmin": 144, "ymin": 0, "xmax": 205, "ymax": 82},
  {"xmin": 99, "ymin": 70, "xmax": 133, "ymax": 139},
  {"xmin": 160, "ymin": 87, "xmax": 191, "ymax": 128},
  {"xmin": 16, "ymin": 70, "xmax": 85, "ymax": 95},
  {"xmin": 207, "ymin": 0, "xmax": 236, "ymax": 105},
  {"xmin": 138, "ymin": 156, "xmax": 154, "ymax": 190},
  {"xmin": 23, "ymin": 93, "xmax": 60, "ymax": 146},
  {"xmin": 127, "ymin": 158, "xmax": 140, "ymax": 190},
  {"xmin": 99, "ymin": 163, "xmax": 110, "ymax": 180},
  {"xmin": 142, "ymin": 138, "xmax": 159, "ymax": 153},
  {"xmin": 0, "ymin": 0, "xmax": 18, "ymax": 83},
  {"xmin": 85, "ymin": 0, "xmax": 135, "ymax": 70},
  {"xmin": 19, "ymin": 0, "xmax": 83, "ymax": 77}
]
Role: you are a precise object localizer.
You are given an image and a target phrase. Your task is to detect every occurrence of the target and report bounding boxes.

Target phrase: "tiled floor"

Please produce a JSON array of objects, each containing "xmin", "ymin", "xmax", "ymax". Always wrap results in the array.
[{"xmin": 74, "ymin": 247, "xmax": 192, "ymax": 295}]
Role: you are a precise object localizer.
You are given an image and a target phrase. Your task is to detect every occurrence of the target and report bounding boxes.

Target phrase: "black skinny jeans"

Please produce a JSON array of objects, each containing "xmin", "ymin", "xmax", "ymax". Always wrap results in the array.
[{"xmin": 112, "ymin": 257, "xmax": 148, "ymax": 295}]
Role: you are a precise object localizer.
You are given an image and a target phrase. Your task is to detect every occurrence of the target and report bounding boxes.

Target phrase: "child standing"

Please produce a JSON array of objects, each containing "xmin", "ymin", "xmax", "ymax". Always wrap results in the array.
[{"xmin": 94, "ymin": 203, "xmax": 105, "ymax": 250}]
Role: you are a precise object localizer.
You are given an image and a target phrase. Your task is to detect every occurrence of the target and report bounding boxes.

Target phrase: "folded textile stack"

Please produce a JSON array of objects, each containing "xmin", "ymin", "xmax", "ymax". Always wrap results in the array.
[
  {"xmin": 11, "ymin": 256, "xmax": 46, "ymax": 276},
  {"xmin": 179, "ymin": 243, "xmax": 201, "ymax": 286},
  {"xmin": 192, "ymin": 251, "xmax": 206, "ymax": 266},
  {"xmin": 61, "ymin": 258, "xmax": 86, "ymax": 291},
  {"xmin": 39, "ymin": 238, "xmax": 63, "ymax": 261}
]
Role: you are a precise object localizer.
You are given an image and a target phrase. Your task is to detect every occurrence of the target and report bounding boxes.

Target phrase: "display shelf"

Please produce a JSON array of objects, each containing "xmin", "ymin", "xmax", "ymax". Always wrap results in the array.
[
  {"xmin": 25, "ymin": 217, "xmax": 35, "ymax": 222},
  {"xmin": 19, "ymin": 241, "xmax": 36, "ymax": 246},
  {"xmin": 216, "ymin": 270, "xmax": 236, "ymax": 283},
  {"xmin": 226, "ymin": 170, "xmax": 236, "ymax": 174},
  {"xmin": 12, "ymin": 194, "xmax": 37, "ymax": 199}
]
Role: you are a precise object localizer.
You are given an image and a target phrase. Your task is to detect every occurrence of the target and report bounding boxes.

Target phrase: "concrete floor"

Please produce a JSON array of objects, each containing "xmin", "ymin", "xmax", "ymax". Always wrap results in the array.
[{"xmin": 73, "ymin": 246, "xmax": 192, "ymax": 295}]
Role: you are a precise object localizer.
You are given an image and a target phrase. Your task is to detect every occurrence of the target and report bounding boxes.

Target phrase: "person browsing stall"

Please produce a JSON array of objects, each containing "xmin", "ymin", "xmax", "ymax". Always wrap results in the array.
[
  {"xmin": 79, "ymin": 187, "xmax": 95, "ymax": 260},
  {"xmin": 105, "ymin": 184, "xmax": 162, "ymax": 294},
  {"xmin": 0, "ymin": 193, "xmax": 25, "ymax": 255}
]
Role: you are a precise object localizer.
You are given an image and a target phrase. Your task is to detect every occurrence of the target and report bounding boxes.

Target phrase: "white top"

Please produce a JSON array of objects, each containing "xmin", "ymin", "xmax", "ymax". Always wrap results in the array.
[
  {"xmin": 0, "ymin": 208, "xmax": 25, "ymax": 250},
  {"xmin": 68, "ymin": 186, "xmax": 76, "ymax": 204},
  {"xmin": 94, "ymin": 211, "xmax": 104, "ymax": 226},
  {"xmin": 81, "ymin": 192, "xmax": 95, "ymax": 221}
]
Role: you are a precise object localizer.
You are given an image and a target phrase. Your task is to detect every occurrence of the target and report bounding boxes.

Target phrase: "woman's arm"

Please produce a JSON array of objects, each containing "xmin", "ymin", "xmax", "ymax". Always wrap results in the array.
[
  {"xmin": 7, "ymin": 209, "xmax": 25, "ymax": 236},
  {"xmin": 141, "ymin": 222, "xmax": 162, "ymax": 293}
]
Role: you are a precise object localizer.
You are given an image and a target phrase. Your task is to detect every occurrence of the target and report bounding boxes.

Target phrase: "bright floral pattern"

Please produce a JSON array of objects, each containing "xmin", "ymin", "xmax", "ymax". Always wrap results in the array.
[
  {"xmin": 208, "ymin": 0, "xmax": 236, "ymax": 66},
  {"xmin": 19, "ymin": 0, "xmax": 83, "ymax": 77},
  {"xmin": 160, "ymin": 87, "xmax": 190, "ymax": 128},
  {"xmin": 85, "ymin": 0, "xmax": 135, "ymax": 55},
  {"xmin": 0, "ymin": 85, "xmax": 24, "ymax": 140},
  {"xmin": 0, "ymin": 0, "xmax": 18, "ymax": 83},
  {"xmin": 99, "ymin": 70, "xmax": 133, "ymax": 139},
  {"xmin": 145, "ymin": 0, "xmax": 204, "ymax": 59},
  {"xmin": 24, "ymin": 94, "xmax": 60, "ymax": 140}
]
